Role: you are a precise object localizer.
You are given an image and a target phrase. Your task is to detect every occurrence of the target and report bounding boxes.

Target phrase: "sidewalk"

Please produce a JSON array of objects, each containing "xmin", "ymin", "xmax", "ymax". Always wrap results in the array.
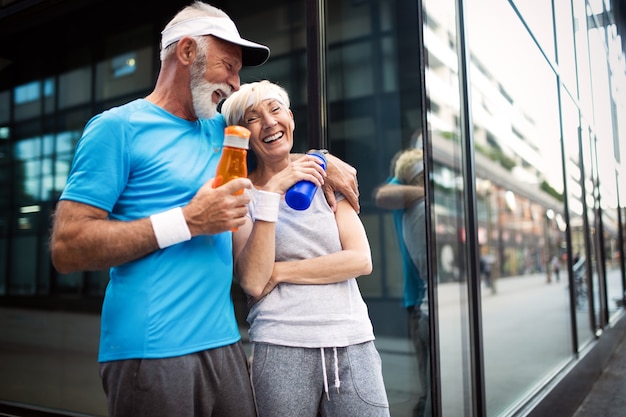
[{"xmin": 572, "ymin": 317, "xmax": 626, "ymax": 417}]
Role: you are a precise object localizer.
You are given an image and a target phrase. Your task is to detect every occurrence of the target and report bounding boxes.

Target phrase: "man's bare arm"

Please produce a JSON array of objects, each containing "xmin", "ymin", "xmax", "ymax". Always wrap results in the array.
[
  {"xmin": 50, "ymin": 201, "xmax": 158, "ymax": 273},
  {"xmin": 373, "ymin": 183, "xmax": 424, "ymax": 210},
  {"xmin": 51, "ymin": 178, "xmax": 252, "ymax": 273},
  {"xmin": 323, "ymin": 153, "xmax": 359, "ymax": 213}
]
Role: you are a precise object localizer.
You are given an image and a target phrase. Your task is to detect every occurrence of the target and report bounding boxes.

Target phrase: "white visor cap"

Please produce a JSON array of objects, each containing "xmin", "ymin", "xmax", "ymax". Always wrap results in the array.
[{"xmin": 161, "ymin": 16, "xmax": 270, "ymax": 67}]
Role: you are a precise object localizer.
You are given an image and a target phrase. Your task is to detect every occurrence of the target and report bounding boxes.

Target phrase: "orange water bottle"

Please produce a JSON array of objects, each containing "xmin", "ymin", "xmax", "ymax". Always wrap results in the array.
[{"xmin": 213, "ymin": 125, "xmax": 250, "ymax": 195}]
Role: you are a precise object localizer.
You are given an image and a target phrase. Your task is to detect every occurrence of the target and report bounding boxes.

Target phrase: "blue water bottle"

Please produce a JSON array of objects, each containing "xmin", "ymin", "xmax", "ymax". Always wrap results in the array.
[{"xmin": 285, "ymin": 150, "xmax": 327, "ymax": 210}]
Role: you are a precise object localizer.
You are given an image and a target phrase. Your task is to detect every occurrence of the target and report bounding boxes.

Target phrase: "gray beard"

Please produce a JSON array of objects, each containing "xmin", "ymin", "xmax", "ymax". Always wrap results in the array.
[{"xmin": 190, "ymin": 77, "xmax": 218, "ymax": 120}]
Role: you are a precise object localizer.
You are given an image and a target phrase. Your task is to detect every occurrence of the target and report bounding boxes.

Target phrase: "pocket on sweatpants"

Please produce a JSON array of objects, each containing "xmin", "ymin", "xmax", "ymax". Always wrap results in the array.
[{"xmin": 347, "ymin": 342, "xmax": 389, "ymax": 407}]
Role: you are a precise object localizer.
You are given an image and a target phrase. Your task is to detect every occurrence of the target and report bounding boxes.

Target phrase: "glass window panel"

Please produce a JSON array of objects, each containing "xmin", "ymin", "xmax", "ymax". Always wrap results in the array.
[
  {"xmin": 56, "ymin": 131, "xmax": 78, "ymax": 154},
  {"xmin": 0, "ymin": 138, "xmax": 8, "ymax": 207},
  {"xmin": 0, "ymin": 135, "xmax": 9, "ymax": 162},
  {"xmin": 42, "ymin": 133, "xmax": 54, "ymax": 156},
  {"xmin": 606, "ymin": 14, "xmax": 626, "ymax": 167},
  {"xmin": 511, "ymin": 0, "xmax": 556, "ymax": 61},
  {"xmin": 14, "ymin": 160, "xmax": 42, "ymax": 180},
  {"xmin": 41, "ymin": 158, "xmax": 53, "ymax": 200},
  {"xmin": 604, "ymin": 204, "xmax": 623, "ymax": 319},
  {"xmin": 43, "ymin": 77, "xmax": 55, "ymax": 115},
  {"xmin": 85, "ymin": 269, "xmax": 110, "ymax": 297},
  {"xmin": 588, "ymin": 25, "xmax": 616, "ymax": 202},
  {"xmin": 92, "ymin": 24, "xmax": 155, "ymax": 102},
  {"xmin": 233, "ymin": 3, "xmax": 306, "ymax": 57},
  {"xmin": 111, "ymin": 52, "xmax": 137, "ymax": 78},
  {"xmin": 573, "ymin": 0, "xmax": 594, "ymax": 119},
  {"xmin": 54, "ymin": 133, "xmax": 79, "ymax": 199},
  {"xmin": 58, "ymin": 67, "xmax": 92, "ymax": 110},
  {"xmin": 581, "ymin": 125, "xmax": 602, "ymax": 332},
  {"xmin": 14, "ymin": 137, "xmax": 41, "ymax": 160},
  {"xmin": 327, "ymin": 42, "xmax": 374, "ymax": 101},
  {"xmin": 0, "ymin": 126, "xmax": 9, "ymax": 139},
  {"xmin": 0, "ymin": 165, "xmax": 11, "ymax": 208},
  {"xmin": 56, "ymin": 272, "xmax": 84, "ymax": 294},
  {"xmin": 9, "ymin": 236, "xmax": 38, "ymax": 295},
  {"xmin": 13, "ymin": 137, "xmax": 42, "ymax": 204},
  {"xmin": 554, "ymin": 0, "xmax": 578, "ymax": 96},
  {"xmin": 422, "ymin": 0, "xmax": 474, "ymax": 415},
  {"xmin": 466, "ymin": 0, "xmax": 571, "ymax": 415},
  {"xmin": 54, "ymin": 159, "xmax": 71, "ymax": 199},
  {"xmin": 14, "ymin": 81, "xmax": 40, "ymax": 104},
  {"xmin": 15, "ymin": 178, "xmax": 40, "ymax": 204},
  {"xmin": 588, "ymin": 0, "xmax": 607, "ymax": 17},
  {"xmin": 561, "ymin": 88, "xmax": 595, "ymax": 348},
  {"xmin": 327, "ymin": 0, "xmax": 372, "ymax": 41},
  {"xmin": 14, "ymin": 118, "xmax": 42, "ymax": 138},
  {"xmin": 0, "ymin": 235, "xmax": 6, "ymax": 294},
  {"xmin": 328, "ymin": 0, "xmax": 434, "ymax": 414},
  {"xmin": 95, "ymin": 46, "xmax": 153, "ymax": 101},
  {"xmin": 0, "ymin": 90, "xmax": 9, "ymax": 124},
  {"xmin": 58, "ymin": 108, "xmax": 98, "ymax": 134},
  {"xmin": 37, "ymin": 226, "xmax": 51, "ymax": 294},
  {"xmin": 14, "ymin": 81, "xmax": 42, "ymax": 121},
  {"xmin": 381, "ymin": 36, "xmax": 399, "ymax": 93}
]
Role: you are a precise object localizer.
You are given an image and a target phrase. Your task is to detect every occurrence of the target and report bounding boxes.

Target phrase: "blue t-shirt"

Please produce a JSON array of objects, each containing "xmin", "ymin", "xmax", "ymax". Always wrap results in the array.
[
  {"xmin": 61, "ymin": 99, "xmax": 240, "ymax": 362},
  {"xmin": 388, "ymin": 177, "xmax": 426, "ymax": 309}
]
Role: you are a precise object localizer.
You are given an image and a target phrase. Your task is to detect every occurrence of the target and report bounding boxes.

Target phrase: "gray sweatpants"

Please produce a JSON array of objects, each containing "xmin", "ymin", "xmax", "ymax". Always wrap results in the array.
[
  {"xmin": 250, "ymin": 341, "xmax": 390, "ymax": 417},
  {"xmin": 99, "ymin": 341, "xmax": 256, "ymax": 417}
]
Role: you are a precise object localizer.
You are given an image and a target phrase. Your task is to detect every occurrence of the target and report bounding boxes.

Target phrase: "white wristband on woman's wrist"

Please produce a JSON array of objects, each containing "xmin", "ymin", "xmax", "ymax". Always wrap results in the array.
[
  {"xmin": 254, "ymin": 190, "xmax": 280, "ymax": 223},
  {"xmin": 150, "ymin": 207, "xmax": 191, "ymax": 249}
]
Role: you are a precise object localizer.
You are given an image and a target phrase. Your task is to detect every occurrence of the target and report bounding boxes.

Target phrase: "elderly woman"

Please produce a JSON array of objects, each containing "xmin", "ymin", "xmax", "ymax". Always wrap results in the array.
[{"xmin": 221, "ymin": 80, "xmax": 389, "ymax": 417}]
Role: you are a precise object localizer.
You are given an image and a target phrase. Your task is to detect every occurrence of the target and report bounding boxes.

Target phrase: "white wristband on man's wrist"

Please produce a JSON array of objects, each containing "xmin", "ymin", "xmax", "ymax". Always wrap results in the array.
[
  {"xmin": 254, "ymin": 190, "xmax": 280, "ymax": 223},
  {"xmin": 150, "ymin": 207, "xmax": 191, "ymax": 249}
]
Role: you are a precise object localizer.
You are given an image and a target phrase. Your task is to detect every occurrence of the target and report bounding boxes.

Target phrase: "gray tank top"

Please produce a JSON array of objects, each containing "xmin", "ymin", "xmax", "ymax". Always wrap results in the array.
[{"xmin": 246, "ymin": 188, "xmax": 374, "ymax": 348}]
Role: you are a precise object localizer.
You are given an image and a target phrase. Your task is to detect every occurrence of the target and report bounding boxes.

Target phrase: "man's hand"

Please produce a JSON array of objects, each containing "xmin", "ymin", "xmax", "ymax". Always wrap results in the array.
[
  {"xmin": 322, "ymin": 153, "xmax": 360, "ymax": 213},
  {"xmin": 184, "ymin": 177, "xmax": 252, "ymax": 235}
]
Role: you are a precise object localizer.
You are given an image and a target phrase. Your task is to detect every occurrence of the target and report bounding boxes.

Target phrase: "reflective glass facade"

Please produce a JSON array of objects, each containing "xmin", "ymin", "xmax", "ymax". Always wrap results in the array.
[{"xmin": 1, "ymin": 0, "xmax": 625, "ymax": 416}]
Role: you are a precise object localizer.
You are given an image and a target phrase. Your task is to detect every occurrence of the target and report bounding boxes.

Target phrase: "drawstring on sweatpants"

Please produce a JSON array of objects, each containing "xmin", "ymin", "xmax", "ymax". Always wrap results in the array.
[
  {"xmin": 333, "ymin": 347, "xmax": 340, "ymax": 393},
  {"xmin": 320, "ymin": 347, "xmax": 341, "ymax": 400}
]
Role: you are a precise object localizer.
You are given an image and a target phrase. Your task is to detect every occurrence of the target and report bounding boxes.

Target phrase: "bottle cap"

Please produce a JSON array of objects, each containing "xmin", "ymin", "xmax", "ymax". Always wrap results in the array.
[
  {"xmin": 224, "ymin": 125, "xmax": 251, "ymax": 149},
  {"xmin": 307, "ymin": 150, "xmax": 327, "ymax": 170}
]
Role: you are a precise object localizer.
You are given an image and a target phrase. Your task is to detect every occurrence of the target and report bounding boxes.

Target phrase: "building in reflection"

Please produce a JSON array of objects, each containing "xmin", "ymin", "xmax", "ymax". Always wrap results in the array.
[{"xmin": 0, "ymin": 0, "xmax": 625, "ymax": 416}]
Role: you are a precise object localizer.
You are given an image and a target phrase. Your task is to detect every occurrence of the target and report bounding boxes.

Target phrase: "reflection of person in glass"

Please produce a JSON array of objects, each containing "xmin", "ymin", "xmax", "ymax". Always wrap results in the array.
[
  {"xmin": 375, "ymin": 146, "xmax": 430, "ymax": 417},
  {"xmin": 550, "ymin": 255, "xmax": 560, "ymax": 282},
  {"xmin": 480, "ymin": 252, "xmax": 496, "ymax": 294}
]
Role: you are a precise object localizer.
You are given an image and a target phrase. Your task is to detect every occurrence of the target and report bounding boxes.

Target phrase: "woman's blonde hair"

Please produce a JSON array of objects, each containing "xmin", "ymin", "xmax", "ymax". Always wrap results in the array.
[
  {"xmin": 395, "ymin": 148, "xmax": 425, "ymax": 186},
  {"xmin": 221, "ymin": 80, "xmax": 291, "ymax": 126}
]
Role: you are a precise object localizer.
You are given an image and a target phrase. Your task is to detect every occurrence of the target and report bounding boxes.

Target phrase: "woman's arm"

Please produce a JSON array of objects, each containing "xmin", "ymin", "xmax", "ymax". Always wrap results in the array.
[
  {"xmin": 233, "ymin": 156, "xmax": 326, "ymax": 298},
  {"xmin": 249, "ymin": 199, "xmax": 372, "ymax": 302},
  {"xmin": 232, "ymin": 215, "xmax": 277, "ymax": 298},
  {"xmin": 275, "ymin": 199, "xmax": 372, "ymax": 283}
]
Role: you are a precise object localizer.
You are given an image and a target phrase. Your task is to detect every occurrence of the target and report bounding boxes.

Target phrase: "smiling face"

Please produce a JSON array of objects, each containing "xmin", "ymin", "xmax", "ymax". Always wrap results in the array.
[
  {"xmin": 243, "ymin": 98, "xmax": 295, "ymax": 164},
  {"xmin": 190, "ymin": 36, "xmax": 243, "ymax": 119}
]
